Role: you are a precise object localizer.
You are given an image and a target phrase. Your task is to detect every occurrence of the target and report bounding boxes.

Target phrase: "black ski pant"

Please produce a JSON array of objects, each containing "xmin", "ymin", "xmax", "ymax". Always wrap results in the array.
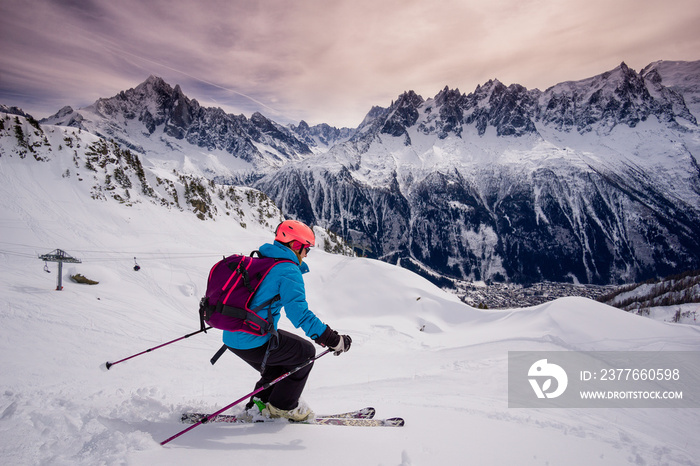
[{"xmin": 227, "ymin": 329, "xmax": 317, "ymax": 411}]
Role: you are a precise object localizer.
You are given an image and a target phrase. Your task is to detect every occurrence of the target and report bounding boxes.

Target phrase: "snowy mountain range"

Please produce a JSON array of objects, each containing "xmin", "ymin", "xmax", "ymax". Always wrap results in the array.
[
  {"xmin": 256, "ymin": 61, "xmax": 700, "ymax": 286},
  {"xmin": 7, "ymin": 59, "xmax": 700, "ymax": 286},
  {"xmin": 2, "ymin": 113, "xmax": 699, "ymax": 464}
]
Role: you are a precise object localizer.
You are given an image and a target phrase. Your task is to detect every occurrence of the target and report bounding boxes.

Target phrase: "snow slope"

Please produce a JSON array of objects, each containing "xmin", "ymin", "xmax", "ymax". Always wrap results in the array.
[{"xmin": 2, "ymin": 128, "xmax": 700, "ymax": 465}]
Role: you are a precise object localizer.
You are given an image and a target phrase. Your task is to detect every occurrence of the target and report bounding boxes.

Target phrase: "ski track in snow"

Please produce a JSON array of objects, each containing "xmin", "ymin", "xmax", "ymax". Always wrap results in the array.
[{"xmin": 1, "ymin": 121, "xmax": 700, "ymax": 465}]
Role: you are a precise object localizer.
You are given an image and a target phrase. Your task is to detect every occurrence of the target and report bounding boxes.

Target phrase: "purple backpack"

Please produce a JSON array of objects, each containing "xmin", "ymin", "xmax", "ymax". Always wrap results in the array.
[{"xmin": 199, "ymin": 251, "xmax": 295, "ymax": 335}]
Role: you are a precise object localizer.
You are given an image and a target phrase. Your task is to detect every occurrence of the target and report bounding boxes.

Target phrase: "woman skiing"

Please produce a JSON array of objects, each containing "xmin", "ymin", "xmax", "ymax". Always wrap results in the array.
[{"xmin": 224, "ymin": 219, "xmax": 352, "ymax": 421}]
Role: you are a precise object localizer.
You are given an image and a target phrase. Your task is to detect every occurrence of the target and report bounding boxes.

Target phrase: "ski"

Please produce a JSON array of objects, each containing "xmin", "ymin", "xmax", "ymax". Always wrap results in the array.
[
  {"xmin": 181, "ymin": 414, "xmax": 403, "ymax": 427},
  {"xmin": 181, "ymin": 406, "xmax": 376, "ymax": 425},
  {"xmin": 319, "ymin": 406, "xmax": 376, "ymax": 419},
  {"xmin": 304, "ymin": 417, "xmax": 404, "ymax": 427}
]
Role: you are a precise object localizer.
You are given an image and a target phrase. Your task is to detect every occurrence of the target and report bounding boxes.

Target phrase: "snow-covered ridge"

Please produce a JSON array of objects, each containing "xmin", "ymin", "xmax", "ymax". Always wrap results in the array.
[
  {"xmin": 1, "ymin": 111, "xmax": 283, "ymax": 226},
  {"xmin": 599, "ymin": 269, "xmax": 700, "ymax": 318},
  {"xmin": 0, "ymin": 112, "xmax": 353, "ymax": 257}
]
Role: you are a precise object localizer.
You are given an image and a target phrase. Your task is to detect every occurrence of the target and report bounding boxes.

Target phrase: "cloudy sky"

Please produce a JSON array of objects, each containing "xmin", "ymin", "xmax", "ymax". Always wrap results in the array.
[{"xmin": 1, "ymin": 0, "xmax": 699, "ymax": 127}]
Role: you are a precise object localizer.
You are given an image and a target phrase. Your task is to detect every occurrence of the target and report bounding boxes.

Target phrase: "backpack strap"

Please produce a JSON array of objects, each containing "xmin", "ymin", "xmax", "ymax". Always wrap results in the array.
[
  {"xmin": 214, "ymin": 294, "xmax": 281, "ymax": 334},
  {"xmin": 210, "ymin": 344, "xmax": 229, "ymax": 365},
  {"xmin": 259, "ymin": 331, "xmax": 278, "ymax": 374},
  {"xmin": 198, "ymin": 297, "xmax": 210, "ymax": 332},
  {"xmin": 210, "ymin": 334, "xmax": 279, "ymax": 371}
]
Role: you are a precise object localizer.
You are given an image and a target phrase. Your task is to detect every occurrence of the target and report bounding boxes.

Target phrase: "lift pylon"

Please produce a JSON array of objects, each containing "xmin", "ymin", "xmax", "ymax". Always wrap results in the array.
[{"xmin": 38, "ymin": 249, "xmax": 81, "ymax": 290}]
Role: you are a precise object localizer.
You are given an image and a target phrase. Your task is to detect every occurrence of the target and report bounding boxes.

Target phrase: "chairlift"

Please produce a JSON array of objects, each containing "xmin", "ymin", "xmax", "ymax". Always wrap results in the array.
[
  {"xmin": 43, "ymin": 262, "xmax": 51, "ymax": 273},
  {"xmin": 133, "ymin": 257, "xmax": 141, "ymax": 271}
]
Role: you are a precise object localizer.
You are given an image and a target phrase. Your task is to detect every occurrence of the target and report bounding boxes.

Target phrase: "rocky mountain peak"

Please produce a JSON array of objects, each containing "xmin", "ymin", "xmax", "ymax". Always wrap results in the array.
[
  {"xmin": 434, "ymin": 86, "xmax": 463, "ymax": 107},
  {"xmin": 394, "ymin": 90, "xmax": 425, "ymax": 108},
  {"xmin": 288, "ymin": 120, "xmax": 354, "ymax": 150},
  {"xmin": 380, "ymin": 91, "xmax": 425, "ymax": 141},
  {"xmin": 535, "ymin": 61, "xmax": 694, "ymax": 132}
]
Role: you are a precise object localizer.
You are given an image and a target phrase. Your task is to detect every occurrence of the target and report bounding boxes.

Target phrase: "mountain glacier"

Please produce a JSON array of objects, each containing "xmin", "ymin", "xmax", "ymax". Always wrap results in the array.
[{"xmin": 20, "ymin": 60, "xmax": 700, "ymax": 286}]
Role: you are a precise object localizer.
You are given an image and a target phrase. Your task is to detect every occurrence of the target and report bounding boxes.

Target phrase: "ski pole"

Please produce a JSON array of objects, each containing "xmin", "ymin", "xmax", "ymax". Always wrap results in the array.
[
  {"xmin": 160, "ymin": 348, "xmax": 332, "ymax": 446},
  {"xmin": 102, "ymin": 327, "xmax": 212, "ymax": 371}
]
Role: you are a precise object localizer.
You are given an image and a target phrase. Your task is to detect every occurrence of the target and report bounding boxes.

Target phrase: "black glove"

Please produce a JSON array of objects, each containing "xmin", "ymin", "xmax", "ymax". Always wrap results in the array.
[
  {"xmin": 314, "ymin": 326, "xmax": 352, "ymax": 355},
  {"xmin": 331, "ymin": 334, "xmax": 352, "ymax": 356}
]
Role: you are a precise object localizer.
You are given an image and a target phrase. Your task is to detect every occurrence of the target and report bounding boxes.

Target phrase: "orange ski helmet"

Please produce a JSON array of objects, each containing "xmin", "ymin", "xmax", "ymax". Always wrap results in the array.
[{"xmin": 275, "ymin": 220, "xmax": 315, "ymax": 248}]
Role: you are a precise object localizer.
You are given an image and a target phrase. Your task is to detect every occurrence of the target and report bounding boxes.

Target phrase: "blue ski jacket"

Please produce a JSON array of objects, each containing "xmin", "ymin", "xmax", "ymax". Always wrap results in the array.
[{"xmin": 222, "ymin": 241, "xmax": 328, "ymax": 350}]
